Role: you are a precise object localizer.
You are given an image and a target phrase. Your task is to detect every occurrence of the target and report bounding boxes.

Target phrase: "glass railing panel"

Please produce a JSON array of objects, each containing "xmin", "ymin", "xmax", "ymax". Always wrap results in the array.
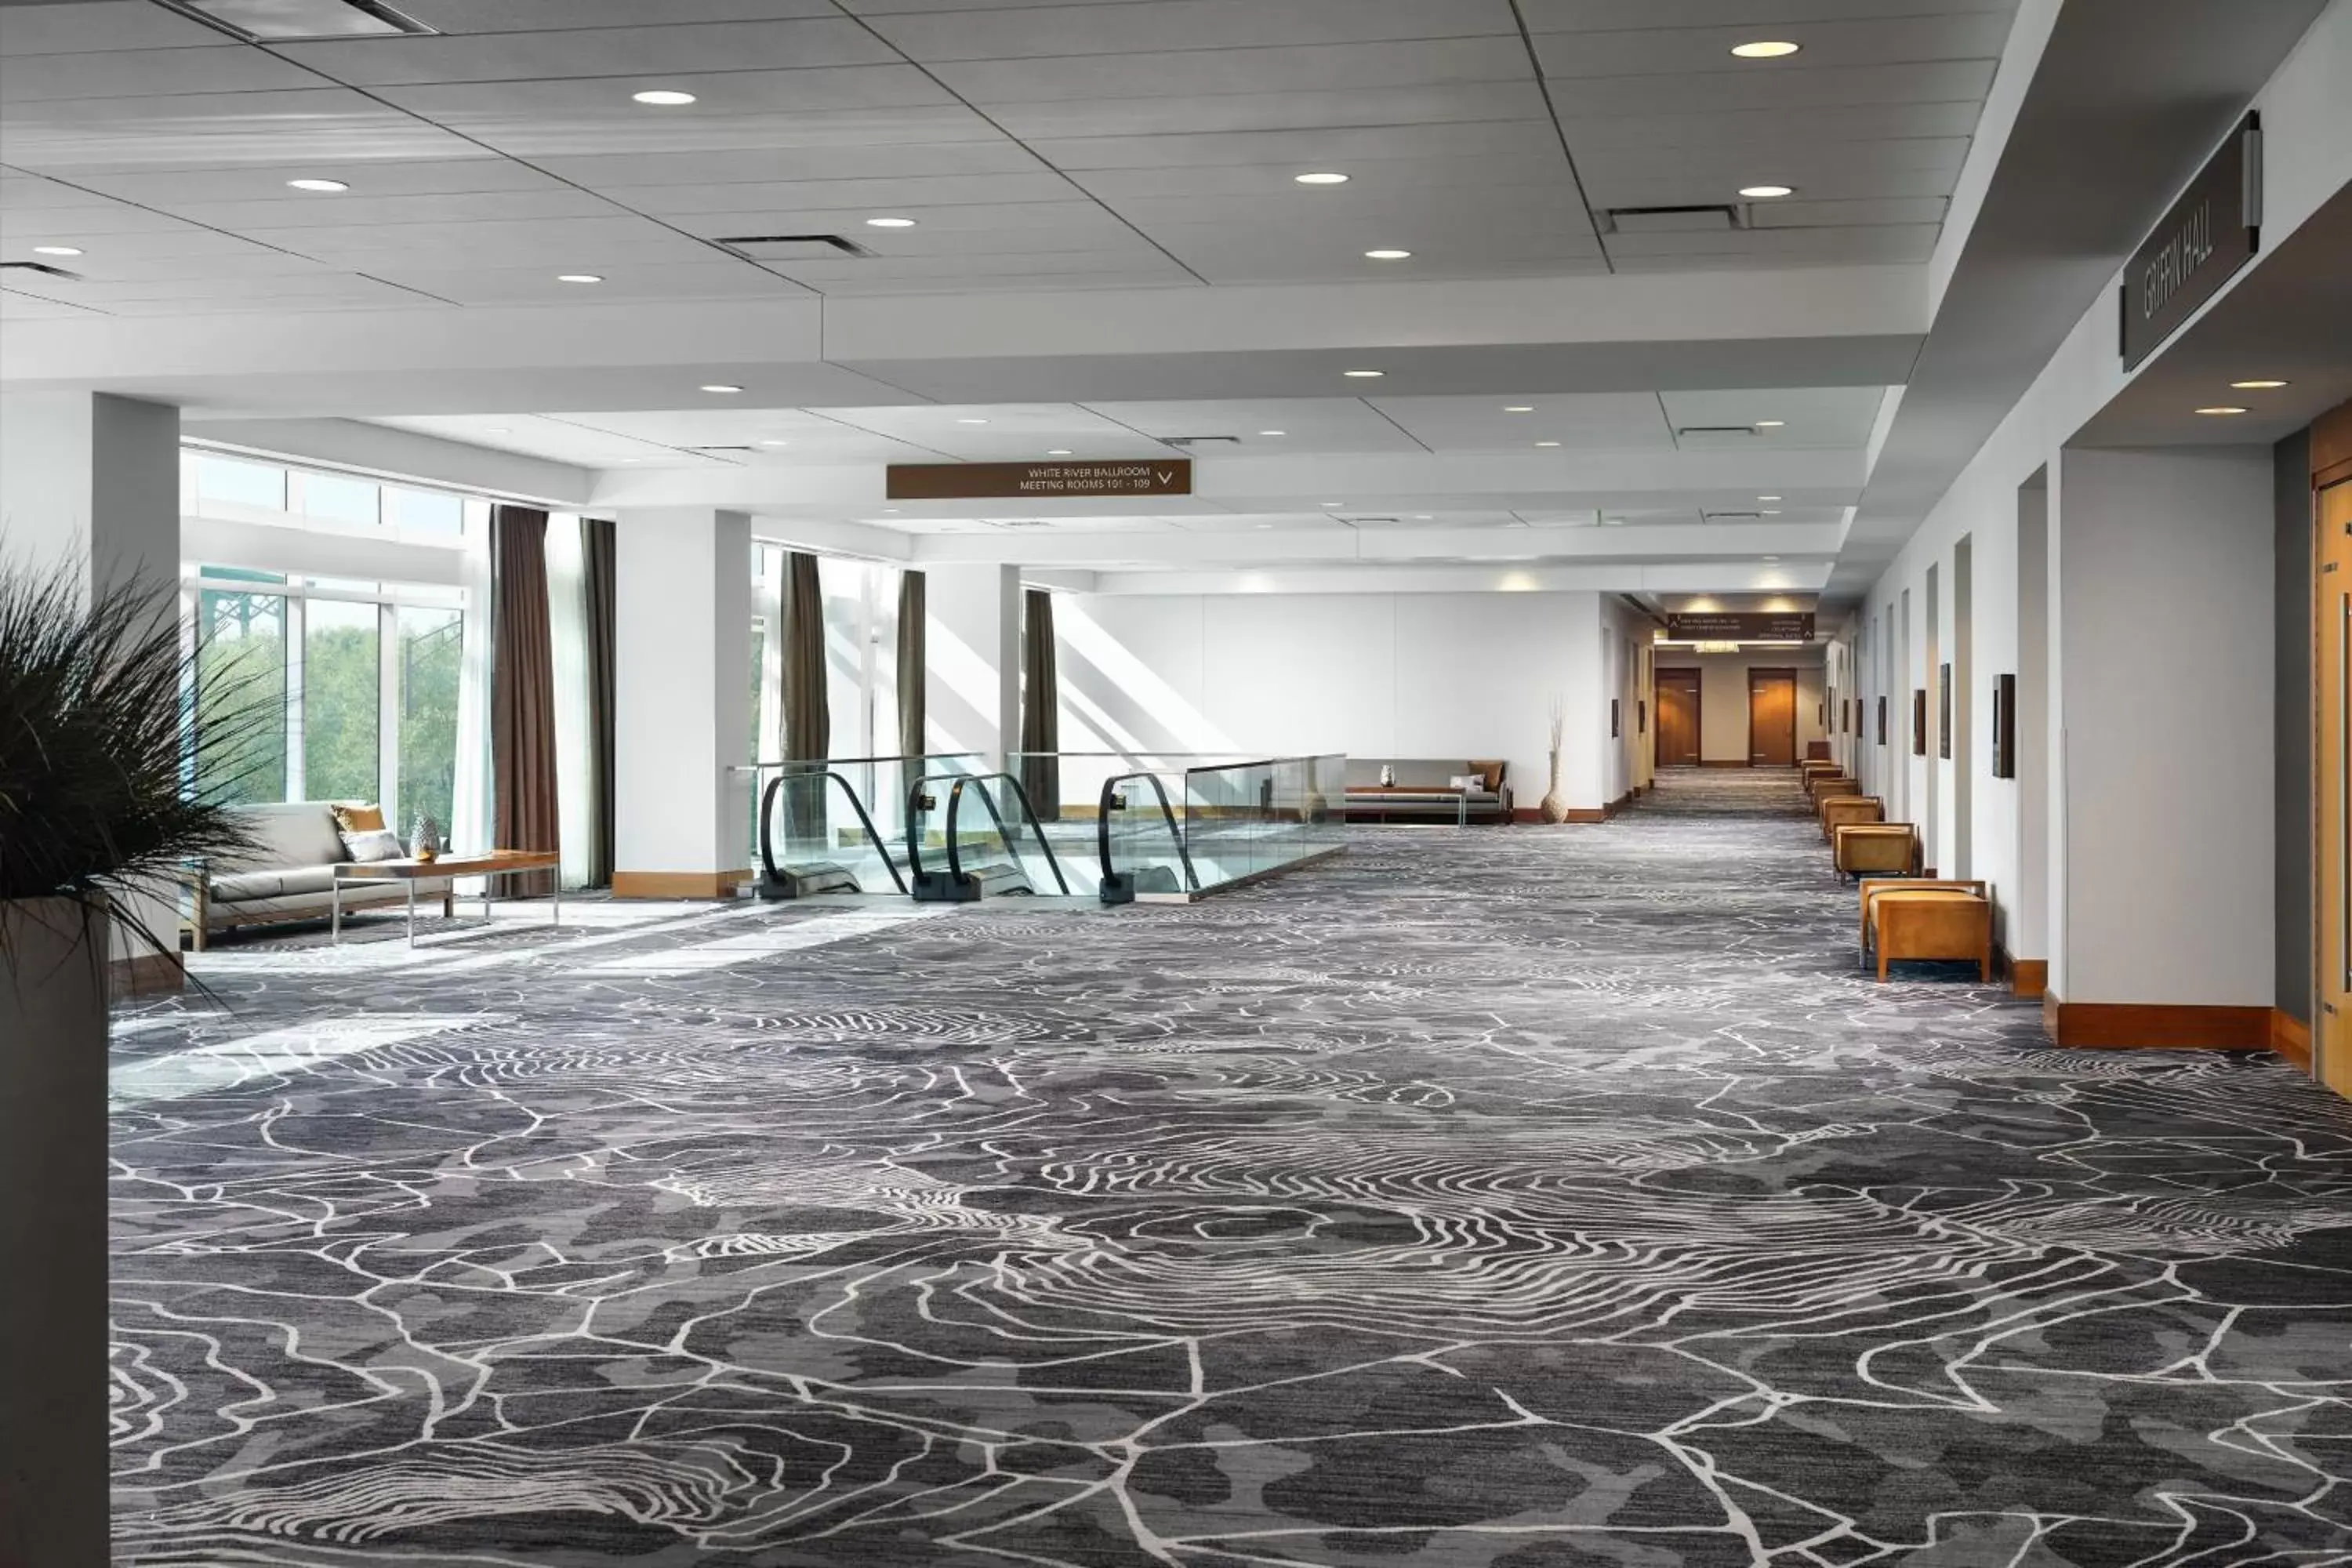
[{"xmin": 1096, "ymin": 772, "xmax": 1195, "ymax": 902}]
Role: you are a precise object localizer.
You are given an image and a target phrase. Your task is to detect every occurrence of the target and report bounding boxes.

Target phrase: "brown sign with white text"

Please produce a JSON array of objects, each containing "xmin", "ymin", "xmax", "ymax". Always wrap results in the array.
[
  {"xmin": 1663, "ymin": 612, "xmax": 1814, "ymax": 642},
  {"xmin": 887, "ymin": 459, "xmax": 1192, "ymax": 501}
]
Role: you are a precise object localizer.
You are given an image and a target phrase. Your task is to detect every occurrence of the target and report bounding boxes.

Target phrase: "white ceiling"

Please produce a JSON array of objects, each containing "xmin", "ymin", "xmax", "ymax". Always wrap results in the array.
[{"xmin": 1, "ymin": 0, "xmax": 2017, "ymax": 314}]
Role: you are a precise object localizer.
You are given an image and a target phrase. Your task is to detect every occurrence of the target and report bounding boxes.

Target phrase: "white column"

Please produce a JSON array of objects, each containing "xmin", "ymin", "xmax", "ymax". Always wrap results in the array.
[
  {"xmin": 925, "ymin": 562, "xmax": 1020, "ymax": 770},
  {"xmin": 612, "ymin": 507, "xmax": 751, "ymax": 896},
  {"xmin": 2055, "ymin": 445, "xmax": 2273, "ymax": 1008}
]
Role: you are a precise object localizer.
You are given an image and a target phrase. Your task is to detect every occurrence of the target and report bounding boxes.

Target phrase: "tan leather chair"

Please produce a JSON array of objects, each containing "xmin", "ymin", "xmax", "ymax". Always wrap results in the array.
[
  {"xmin": 1806, "ymin": 774, "xmax": 1857, "ymax": 804},
  {"xmin": 1835, "ymin": 823, "xmax": 1918, "ymax": 880},
  {"xmin": 1818, "ymin": 795, "xmax": 1884, "ymax": 840},
  {"xmin": 1859, "ymin": 878, "xmax": 1991, "ymax": 980}
]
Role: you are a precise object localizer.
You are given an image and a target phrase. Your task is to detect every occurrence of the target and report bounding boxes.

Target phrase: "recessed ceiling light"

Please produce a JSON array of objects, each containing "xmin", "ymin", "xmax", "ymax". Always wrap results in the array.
[
  {"xmin": 632, "ymin": 89, "xmax": 696, "ymax": 105},
  {"xmin": 1046, "ymin": 448, "xmax": 1073, "ymax": 456},
  {"xmin": 556, "ymin": 273, "xmax": 602, "ymax": 284},
  {"xmin": 619, "ymin": 457, "xmax": 641, "ymax": 463},
  {"xmin": 1294, "ymin": 172, "xmax": 1349, "ymax": 185},
  {"xmin": 1602, "ymin": 517, "xmax": 1625, "ymax": 526},
  {"xmin": 956, "ymin": 417, "xmax": 989, "ymax": 424},
  {"xmin": 1413, "ymin": 514, "xmax": 1433, "ymax": 520},
  {"xmin": 1257, "ymin": 522, "xmax": 1276, "ymax": 528},
  {"xmin": 1343, "ymin": 369, "xmax": 1384, "ymax": 378},
  {"xmin": 286, "ymin": 178, "xmax": 348, "ymax": 192},
  {"xmin": 1504, "ymin": 405, "xmax": 1534, "ymax": 412},
  {"xmin": 31, "ymin": 245, "xmax": 82, "ymax": 256},
  {"xmin": 2230, "ymin": 379, "xmax": 2289, "ymax": 390},
  {"xmin": 866, "ymin": 216, "xmax": 917, "ymax": 228},
  {"xmin": 758, "ymin": 438, "xmax": 789, "ymax": 446},
  {"xmin": 1364, "ymin": 248, "xmax": 1412, "ymax": 260},
  {"xmin": 1762, "ymin": 509, "xmax": 1782, "ymax": 515},
  {"xmin": 1731, "ymin": 40, "xmax": 1801, "ymax": 58},
  {"xmin": 883, "ymin": 508, "xmax": 900, "ymax": 514},
  {"xmin": 1258, "ymin": 430, "xmax": 1286, "ymax": 436},
  {"xmin": 1755, "ymin": 419, "xmax": 1786, "ymax": 428},
  {"xmin": 2195, "ymin": 405, "xmax": 2249, "ymax": 416},
  {"xmin": 700, "ymin": 383, "xmax": 742, "ymax": 394},
  {"xmin": 1740, "ymin": 184, "xmax": 1795, "ymax": 199},
  {"xmin": 1535, "ymin": 441, "xmax": 1562, "ymax": 448},
  {"xmin": 1322, "ymin": 501, "xmax": 1344, "ymax": 507},
  {"xmin": 1759, "ymin": 495, "xmax": 1782, "ymax": 501},
  {"xmin": 1762, "ymin": 555, "xmax": 1780, "ymax": 561},
  {"xmin": 485, "ymin": 426, "xmax": 511, "ymax": 434}
]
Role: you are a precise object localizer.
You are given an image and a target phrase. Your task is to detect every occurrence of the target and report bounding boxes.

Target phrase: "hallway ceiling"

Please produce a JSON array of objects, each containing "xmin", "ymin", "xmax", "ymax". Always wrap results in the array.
[{"xmin": 0, "ymin": 0, "xmax": 2332, "ymax": 590}]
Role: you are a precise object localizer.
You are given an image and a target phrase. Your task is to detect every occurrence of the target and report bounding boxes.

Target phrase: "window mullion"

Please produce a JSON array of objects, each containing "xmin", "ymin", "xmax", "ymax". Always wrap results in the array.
[{"xmin": 379, "ymin": 601, "xmax": 401, "ymax": 825}]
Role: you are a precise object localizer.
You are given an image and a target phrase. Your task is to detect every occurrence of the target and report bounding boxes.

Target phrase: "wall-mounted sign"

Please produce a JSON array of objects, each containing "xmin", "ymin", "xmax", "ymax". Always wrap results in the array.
[
  {"xmin": 1663, "ymin": 611, "xmax": 1815, "ymax": 641},
  {"xmin": 886, "ymin": 459, "xmax": 1191, "ymax": 501},
  {"xmin": 2120, "ymin": 111, "xmax": 2259, "ymax": 371}
]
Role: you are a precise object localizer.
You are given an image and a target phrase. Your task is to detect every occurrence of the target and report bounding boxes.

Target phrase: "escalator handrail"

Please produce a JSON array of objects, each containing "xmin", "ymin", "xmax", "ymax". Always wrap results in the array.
[
  {"xmin": 905, "ymin": 771, "xmax": 1070, "ymax": 895},
  {"xmin": 758, "ymin": 768, "xmax": 909, "ymax": 895},
  {"xmin": 1097, "ymin": 771, "xmax": 1201, "ymax": 895}
]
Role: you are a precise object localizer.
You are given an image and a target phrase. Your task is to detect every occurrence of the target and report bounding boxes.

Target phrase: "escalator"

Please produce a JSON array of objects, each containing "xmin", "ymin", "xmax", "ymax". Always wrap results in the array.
[
  {"xmin": 1096, "ymin": 771, "xmax": 1200, "ymax": 904},
  {"xmin": 753, "ymin": 768, "xmax": 909, "ymax": 898},
  {"xmin": 906, "ymin": 772, "xmax": 1072, "ymax": 902}
]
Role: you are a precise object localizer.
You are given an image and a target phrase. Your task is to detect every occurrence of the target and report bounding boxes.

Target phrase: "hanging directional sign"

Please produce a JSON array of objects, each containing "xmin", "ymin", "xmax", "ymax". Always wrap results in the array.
[
  {"xmin": 886, "ymin": 459, "xmax": 1191, "ymax": 500},
  {"xmin": 1663, "ymin": 611, "xmax": 1814, "ymax": 641}
]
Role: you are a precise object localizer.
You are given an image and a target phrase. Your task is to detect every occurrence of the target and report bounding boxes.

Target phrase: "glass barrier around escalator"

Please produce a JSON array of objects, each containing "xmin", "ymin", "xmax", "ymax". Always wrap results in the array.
[
  {"xmin": 1179, "ymin": 753, "xmax": 1347, "ymax": 891},
  {"xmin": 906, "ymin": 771, "xmax": 1073, "ymax": 902},
  {"xmin": 737, "ymin": 753, "xmax": 979, "ymax": 898}
]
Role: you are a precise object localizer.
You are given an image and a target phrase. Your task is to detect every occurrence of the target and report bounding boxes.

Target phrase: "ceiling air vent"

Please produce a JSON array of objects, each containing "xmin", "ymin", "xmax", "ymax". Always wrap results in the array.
[
  {"xmin": 990, "ymin": 519, "xmax": 1055, "ymax": 529},
  {"xmin": 1704, "ymin": 510, "xmax": 1766, "ymax": 521},
  {"xmin": 1162, "ymin": 435, "xmax": 1240, "ymax": 448},
  {"xmin": 1602, "ymin": 204, "xmax": 1741, "ymax": 235},
  {"xmin": 1, "ymin": 260, "xmax": 82, "ymax": 281},
  {"xmin": 689, "ymin": 445, "xmax": 754, "ymax": 453},
  {"xmin": 714, "ymin": 234, "xmax": 873, "ymax": 262},
  {"xmin": 1676, "ymin": 426, "xmax": 1758, "ymax": 439},
  {"xmin": 166, "ymin": 0, "xmax": 434, "ymax": 40}
]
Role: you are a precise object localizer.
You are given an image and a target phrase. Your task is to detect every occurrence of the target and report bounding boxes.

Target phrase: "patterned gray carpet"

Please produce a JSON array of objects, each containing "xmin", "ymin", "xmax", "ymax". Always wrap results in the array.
[{"xmin": 110, "ymin": 771, "xmax": 2352, "ymax": 1566}]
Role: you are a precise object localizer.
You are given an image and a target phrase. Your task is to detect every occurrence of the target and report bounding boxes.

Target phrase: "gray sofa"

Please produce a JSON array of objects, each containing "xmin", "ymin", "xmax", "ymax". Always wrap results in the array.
[
  {"xmin": 187, "ymin": 802, "xmax": 450, "ymax": 949},
  {"xmin": 1342, "ymin": 759, "xmax": 1513, "ymax": 824}
]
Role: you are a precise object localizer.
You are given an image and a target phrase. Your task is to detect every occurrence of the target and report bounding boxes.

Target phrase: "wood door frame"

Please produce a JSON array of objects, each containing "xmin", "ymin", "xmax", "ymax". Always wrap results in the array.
[
  {"xmin": 1654, "ymin": 666, "xmax": 1701, "ymax": 768},
  {"xmin": 1746, "ymin": 666, "xmax": 1798, "ymax": 768}
]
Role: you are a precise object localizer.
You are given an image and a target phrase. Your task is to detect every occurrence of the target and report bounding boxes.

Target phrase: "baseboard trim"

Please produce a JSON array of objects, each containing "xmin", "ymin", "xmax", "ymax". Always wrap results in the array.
[
  {"xmin": 2042, "ymin": 991, "xmax": 2273, "ymax": 1051},
  {"xmin": 108, "ymin": 952, "xmax": 184, "ymax": 999},
  {"xmin": 612, "ymin": 869, "xmax": 748, "ymax": 900},
  {"xmin": 2272, "ymin": 1011, "xmax": 2314, "ymax": 1071},
  {"xmin": 2003, "ymin": 952, "xmax": 2048, "ymax": 1000},
  {"xmin": 1560, "ymin": 808, "xmax": 1609, "ymax": 823},
  {"xmin": 1699, "ymin": 759, "xmax": 1751, "ymax": 768}
]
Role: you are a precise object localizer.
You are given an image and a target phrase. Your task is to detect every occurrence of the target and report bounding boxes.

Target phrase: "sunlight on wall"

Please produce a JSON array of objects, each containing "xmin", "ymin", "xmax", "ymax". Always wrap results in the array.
[
  {"xmin": 1055, "ymin": 598, "xmax": 1238, "ymax": 755},
  {"xmin": 925, "ymin": 619, "xmax": 1000, "ymax": 758}
]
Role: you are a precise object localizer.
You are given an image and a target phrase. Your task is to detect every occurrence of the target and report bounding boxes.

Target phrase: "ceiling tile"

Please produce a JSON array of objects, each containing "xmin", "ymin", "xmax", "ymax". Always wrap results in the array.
[
  {"xmin": 1032, "ymin": 119, "xmax": 1563, "ymax": 171},
  {"xmin": 535, "ymin": 141, "xmax": 1051, "ymax": 188},
  {"xmin": 606, "ymin": 171, "xmax": 1082, "ymax": 214},
  {"xmin": 1373, "ymin": 392, "xmax": 1675, "ymax": 451},
  {"xmin": 1555, "ymin": 100, "xmax": 1985, "ymax": 151},
  {"xmin": 277, "ymin": 17, "xmax": 898, "ymax": 85},
  {"xmin": 852, "ymin": 0, "xmax": 1519, "ymax": 60},
  {"xmin": 0, "ymin": 1, "xmax": 227, "ymax": 54},
  {"xmin": 0, "ymin": 46, "xmax": 319, "ymax": 102},
  {"xmin": 1083, "ymin": 398, "xmax": 1423, "ymax": 453},
  {"xmin": 934, "ymin": 35, "xmax": 1532, "ymax": 104},
  {"xmin": 350, "ymin": 260, "xmax": 813, "ymax": 305},
  {"xmin": 985, "ymin": 81, "xmax": 1554, "ymax": 140},
  {"xmin": 162, "ymin": 188, "xmax": 622, "ymax": 230},
  {"xmin": 1520, "ymin": 0, "xmax": 2015, "ymax": 32},
  {"xmin": 1529, "ymin": 13, "xmax": 2017, "ymax": 77},
  {"xmin": 390, "ymin": 0, "xmax": 837, "ymax": 31},
  {"xmin": 0, "ymin": 89, "xmax": 491, "ymax": 171},
  {"xmin": 1548, "ymin": 60, "xmax": 1996, "ymax": 115},
  {"xmin": 1602, "ymin": 222, "xmax": 1940, "ymax": 262},
  {"xmin": 62, "ymin": 158, "xmax": 553, "ymax": 205}
]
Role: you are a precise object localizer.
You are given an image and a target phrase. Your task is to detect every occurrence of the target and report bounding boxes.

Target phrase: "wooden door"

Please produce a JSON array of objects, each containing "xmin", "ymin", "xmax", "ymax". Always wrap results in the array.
[
  {"xmin": 1655, "ymin": 668, "xmax": 1700, "ymax": 768},
  {"xmin": 1748, "ymin": 669, "xmax": 1797, "ymax": 767},
  {"xmin": 2319, "ymin": 477, "xmax": 2352, "ymax": 1098}
]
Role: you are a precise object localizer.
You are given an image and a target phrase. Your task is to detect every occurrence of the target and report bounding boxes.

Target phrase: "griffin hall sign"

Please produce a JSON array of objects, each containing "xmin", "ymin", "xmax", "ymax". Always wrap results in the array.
[
  {"xmin": 2120, "ymin": 112, "xmax": 2260, "ymax": 371},
  {"xmin": 887, "ymin": 459, "xmax": 1192, "ymax": 501}
]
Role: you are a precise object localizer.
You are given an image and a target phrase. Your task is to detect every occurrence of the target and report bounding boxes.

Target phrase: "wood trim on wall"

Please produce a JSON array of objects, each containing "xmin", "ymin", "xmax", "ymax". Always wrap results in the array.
[
  {"xmin": 2002, "ymin": 953, "xmax": 2048, "ymax": 1000},
  {"xmin": 2272, "ymin": 1011, "xmax": 2313, "ymax": 1071},
  {"xmin": 612, "ymin": 869, "xmax": 748, "ymax": 900},
  {"xmin": 2311, "ymin": 397, "xmax": 2352, "ymax": 485},
  {"xmin": 2042, "ymin": 992, "xmax": 2274, "ymax": 1050}
]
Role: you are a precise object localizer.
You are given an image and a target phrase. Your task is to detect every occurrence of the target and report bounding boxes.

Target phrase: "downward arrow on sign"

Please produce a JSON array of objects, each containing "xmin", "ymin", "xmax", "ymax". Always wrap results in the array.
[{"xmin": 1155, "ymin": 470, "xmax": 1174, "ymax": 485}]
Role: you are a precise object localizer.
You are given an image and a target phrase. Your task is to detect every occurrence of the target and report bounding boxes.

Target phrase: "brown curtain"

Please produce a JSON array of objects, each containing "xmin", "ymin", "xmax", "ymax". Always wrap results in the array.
[
  {"xmin": 491, "ymin": 505, "xmax": 558, "ymax": 898},
  {"xmin": 1019, "ymin": 588, "xmax": 1059, "ymax": 819},
  {"xmin": 582, "ymin": 516, "xmax": 616, "ymax": 888},
  {"xmin": 782, "ymin": 552, "xmax": 829, "ymax": 840},
  {"xmin": 895, "ymin": 568, "xmax": 925, "ymax": 760}
]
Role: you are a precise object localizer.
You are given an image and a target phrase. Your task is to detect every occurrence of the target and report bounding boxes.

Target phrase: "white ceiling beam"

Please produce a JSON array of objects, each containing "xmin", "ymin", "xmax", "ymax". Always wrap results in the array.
[
  {"xmin": 1080, "ymin": 562, "xmax": 1833, "ymax": 597},
  {"xmin": 907, "ymin": 523, "xmax": 1842, "ymax": 568}
]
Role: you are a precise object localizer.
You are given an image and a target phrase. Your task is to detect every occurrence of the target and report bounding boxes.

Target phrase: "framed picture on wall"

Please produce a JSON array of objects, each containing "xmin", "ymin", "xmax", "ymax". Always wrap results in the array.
[
  {"xmin": 1610, "ymin": 698, "xmax": 1621, "ymax": 739},
  {"xmin": 1912, "ymin": 690, "xmax": 1928, "ymax": 755},
  {"xmin": 1992, "ymin": 673, "xmax": 2017, "ymax": 779},
  {"xmin": 1938, "ymin": 663, "xmax": 1954, "ymax": 759},
  {"xmin": 1877, "ymin": 695, "xmax": 1888, "ymax": 746},
  {"xmin": 1637, "ymin": 699, "xmax": 1647, "ymax": 735}
]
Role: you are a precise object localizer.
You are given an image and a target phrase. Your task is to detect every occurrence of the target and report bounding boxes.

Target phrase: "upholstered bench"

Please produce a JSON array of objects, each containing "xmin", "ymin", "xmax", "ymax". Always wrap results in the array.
[
  {"xmin": 1818, "ymin": 795, "xmax": 1884, "ymax": 840},
  {"xmin": 1835, "ymin": 823, "xmax": 1918, "ymax": 881},
  {"xmin": 1859, "ymin": 878, "xmax": 1991, "ymax": 981}
]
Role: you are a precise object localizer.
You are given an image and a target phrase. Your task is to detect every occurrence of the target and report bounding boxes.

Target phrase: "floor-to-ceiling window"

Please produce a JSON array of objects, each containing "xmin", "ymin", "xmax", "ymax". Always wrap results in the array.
[{"xmin": 182, "ymin": 450, "xmax": 485, "ymax": 834}]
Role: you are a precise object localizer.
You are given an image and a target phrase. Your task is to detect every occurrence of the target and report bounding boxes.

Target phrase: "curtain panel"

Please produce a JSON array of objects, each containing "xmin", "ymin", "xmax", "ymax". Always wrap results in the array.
[
  {"xmin": 583, "ymin": 517, "xmax": 617, "ymax": 887},
  {"xmin": 1019, "ymin": 588, "xmax": 1059, "ymax": 819},
  {"xmin": 896, "ymin": 568, "xmax": 926, "ymax": 761},
  {"xmin": 782, "ymin": 552, "xmax": 829, "ymax": 842},
  {"xmin": 490, "ymin": 505, "xmax": 559, "ymax": 898}
]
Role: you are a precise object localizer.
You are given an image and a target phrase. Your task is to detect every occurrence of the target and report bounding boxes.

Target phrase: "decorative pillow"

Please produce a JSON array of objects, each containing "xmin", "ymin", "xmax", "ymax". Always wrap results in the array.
[
  {"xmin": 1467, "ymin": 760, "xmax": 1506, "ymax": 793},
  {"xmin": 332, "ymin": 802, "xmax": 386, "ymax": 833},
  {"xmin": 1449, "ymin": 775, "xmax": 1484, "ymax": 792},
  {"xmin": 339, "ymin": 828, "xmax": 407, "ymax": 862}
]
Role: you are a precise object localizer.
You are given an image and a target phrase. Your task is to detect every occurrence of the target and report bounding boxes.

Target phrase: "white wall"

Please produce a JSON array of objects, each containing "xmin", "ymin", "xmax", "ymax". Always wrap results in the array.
[
  {"xmin": 1849, "ymin": 0, "xmax": 2348, "ymax": 984},
  {"xmin": 1058, "ymin": 590, "xmax": 1617, "ymax": 811},
  {"xmin": 2060, "ymin": 447, "xmax": 2274, "ymax": 1005}
]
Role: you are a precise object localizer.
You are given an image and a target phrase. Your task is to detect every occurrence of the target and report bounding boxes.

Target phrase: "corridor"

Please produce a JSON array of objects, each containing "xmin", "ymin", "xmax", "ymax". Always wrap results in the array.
[{"xmin": 109, "ymin": 773, "xmax": 2352, "ymax": 1564}]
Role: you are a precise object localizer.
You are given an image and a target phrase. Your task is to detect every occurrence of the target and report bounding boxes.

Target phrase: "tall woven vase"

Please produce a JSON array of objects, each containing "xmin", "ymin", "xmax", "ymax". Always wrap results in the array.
[{"xmin": 1539, "ymin": 750, "xmax": 1568, "ymax": 822}]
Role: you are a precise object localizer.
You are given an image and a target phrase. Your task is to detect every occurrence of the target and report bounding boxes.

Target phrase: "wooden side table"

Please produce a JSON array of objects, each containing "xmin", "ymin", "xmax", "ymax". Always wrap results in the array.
[{"xmin": 332, "ymin": 849, "xmax": 562, "ymax": 946}]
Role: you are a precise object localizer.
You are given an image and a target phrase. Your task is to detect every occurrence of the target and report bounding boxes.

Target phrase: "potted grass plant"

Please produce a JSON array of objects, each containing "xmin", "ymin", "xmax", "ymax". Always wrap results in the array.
[{"xmin": 0, "ymin": 556, "xmax": 268, "ymax": 1568}]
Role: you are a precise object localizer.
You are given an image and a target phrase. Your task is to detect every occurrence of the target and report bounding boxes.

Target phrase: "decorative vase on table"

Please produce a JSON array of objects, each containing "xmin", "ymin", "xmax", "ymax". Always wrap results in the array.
[
  {"xmin": 1540, "ymin": 750, "xmax": 1570, "ymax": 822},
  {"xmin": 0, "ymin": 557, "xmax": 273, "ymax": 1568},
  {"xmin": 408, "ymin": 813, "xmax": 442, "ymax": 863}
]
